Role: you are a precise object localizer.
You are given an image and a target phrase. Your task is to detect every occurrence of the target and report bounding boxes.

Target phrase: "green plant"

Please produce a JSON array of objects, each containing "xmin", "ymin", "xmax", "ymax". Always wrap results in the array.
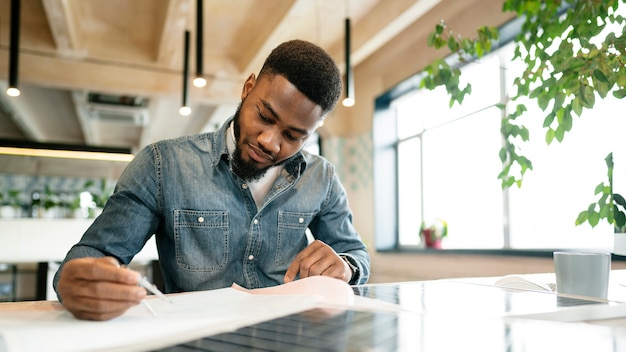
[
  {"xmin": 419, "ymin": 219, "xmax": 448, "ymax": 241},
  {"xmin": 422, "ymin": 0, "xmax": 626, "ymax": 232},
  {"xmin": 67, "ymin": 192, "xmax": 82, "ymax": 211},
  {"xmin": 575, "ymin": 153, "xmax": 626, "ymax": 232},
  {"xmin": 84, "ymin": 178, "xmax": 113, "ymax": 208},
  {"xmin": 43, "ymin": 185, "xmax": 60, "ymax": 210},
  {"xmin": 1, "ymin": 189, "xmax": 21, "ymax": 207}
]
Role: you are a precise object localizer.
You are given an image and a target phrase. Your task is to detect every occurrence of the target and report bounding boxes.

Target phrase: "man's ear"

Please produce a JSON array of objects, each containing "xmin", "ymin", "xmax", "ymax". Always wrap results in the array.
[{"xmin": 241, "ymin": 73, "xmax": 256, "ymax": 100}]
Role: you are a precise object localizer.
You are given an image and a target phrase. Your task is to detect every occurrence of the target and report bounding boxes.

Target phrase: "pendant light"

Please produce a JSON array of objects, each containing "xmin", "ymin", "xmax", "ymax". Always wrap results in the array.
[
  {"xmin": 179, "ymin": 30, "xmax": 192, "ymax": 116},
  {"xmin": 6, "ymin": 0, "xmax": 21, "ymax": 97},
  {"xmin": 342, "ymin": 7, "xmax": 354, "ymax": 107},
  {"xmin": 192, "ymin": 0, "xmax": 206, "ymax": 88}
]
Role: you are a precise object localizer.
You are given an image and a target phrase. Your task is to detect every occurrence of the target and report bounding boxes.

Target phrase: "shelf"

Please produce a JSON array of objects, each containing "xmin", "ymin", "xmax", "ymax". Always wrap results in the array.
[{"xmin": 0, "ymin": 219, "xmax": 158, "ymax": 263}]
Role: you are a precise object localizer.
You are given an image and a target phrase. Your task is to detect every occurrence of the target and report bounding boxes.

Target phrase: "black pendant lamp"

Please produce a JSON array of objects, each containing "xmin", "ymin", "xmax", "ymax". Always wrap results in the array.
[
  {"xmin": 342, "ymin": 17, "xmax": 354, "ymax": 107},
  {"xmin": 7, "ymin": 0, "xmax": 21, "ymax": 97},
  {"xmin": 192, "ymin": 0, "xmax": 206, "ymax": 88},
  {"xmin": 179, "ymin": 30, "xmax": 191, "ymax": 116}
]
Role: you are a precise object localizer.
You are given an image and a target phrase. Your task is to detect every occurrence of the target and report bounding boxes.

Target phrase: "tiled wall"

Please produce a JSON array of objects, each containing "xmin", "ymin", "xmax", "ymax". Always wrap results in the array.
[{"xmin": 323, "ymin": 133, "xmax": 373, "ymax": 192}]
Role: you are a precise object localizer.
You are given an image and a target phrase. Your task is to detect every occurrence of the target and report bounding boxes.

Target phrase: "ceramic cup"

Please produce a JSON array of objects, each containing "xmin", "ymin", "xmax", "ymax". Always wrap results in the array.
[{"xmin": 553, "ymin": 251, "xmax": 611, "ymax": 299}]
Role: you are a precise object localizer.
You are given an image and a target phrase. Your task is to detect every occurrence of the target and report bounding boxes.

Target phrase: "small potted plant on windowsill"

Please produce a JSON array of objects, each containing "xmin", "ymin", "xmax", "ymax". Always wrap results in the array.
[{"xmin": 419, "ymin": 219, "xmax": 448, "ymax": 249}]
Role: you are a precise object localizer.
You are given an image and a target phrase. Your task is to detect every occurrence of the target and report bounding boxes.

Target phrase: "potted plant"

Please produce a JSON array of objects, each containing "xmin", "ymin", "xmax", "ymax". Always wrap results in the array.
[
  {"xmin": 582, "ymin": 152, "xmax": 626, "ymax": 254},
  {"xmin": 419, "ymin": 219, "xmax": 448, "ymax": 249},
  {"xmin": 42, "ymin": 185, "xmax": 61, "ymax": 218},
  {"xmin": 66, "ymin": 192, "xmax": 86, "ymax": 219},
  {"xmin": 84, "ymin": 178, "xmax": 113, "ymax": 218},
  {"xmin": 422, "ymin": 1, "xmax": 625, "ymax": 237},
  {"xmin": 0, "ymin": 189, "xmax": 22, "ymax": 218}
]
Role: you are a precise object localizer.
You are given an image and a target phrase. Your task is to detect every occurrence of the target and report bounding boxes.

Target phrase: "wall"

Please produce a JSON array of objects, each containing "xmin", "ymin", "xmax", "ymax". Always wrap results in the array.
[{"xmin": 369, "ymin": 252, "xmax": 626, "ymax": 283}]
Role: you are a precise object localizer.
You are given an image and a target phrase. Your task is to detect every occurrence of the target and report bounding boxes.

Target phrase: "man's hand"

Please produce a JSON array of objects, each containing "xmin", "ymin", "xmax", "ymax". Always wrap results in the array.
[
  {"xmin": 56, "ymin": 257, "xmax": 147, "ymax": 321},
  {"xmin": 284, "ymin": 240, "xmax": 352, "ymax": 283}
]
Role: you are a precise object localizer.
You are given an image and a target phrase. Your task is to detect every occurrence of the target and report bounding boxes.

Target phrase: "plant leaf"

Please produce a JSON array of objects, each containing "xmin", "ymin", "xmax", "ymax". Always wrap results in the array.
[{"xmin": 614, "ymin": 89, "xmax": 626, "ymax": 99}]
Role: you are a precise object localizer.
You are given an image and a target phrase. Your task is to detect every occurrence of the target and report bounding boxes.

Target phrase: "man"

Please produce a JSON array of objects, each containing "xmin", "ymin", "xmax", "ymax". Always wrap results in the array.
[{"xmin": 54, "ymin": 40, "xmax": 370, "ymax": 321}]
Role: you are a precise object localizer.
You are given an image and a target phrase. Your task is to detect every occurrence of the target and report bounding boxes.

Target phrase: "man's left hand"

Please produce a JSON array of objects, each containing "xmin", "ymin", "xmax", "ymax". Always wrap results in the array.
[{"xmin": 284, "ymin": 240, "xmax": 352, "ymax": 283}]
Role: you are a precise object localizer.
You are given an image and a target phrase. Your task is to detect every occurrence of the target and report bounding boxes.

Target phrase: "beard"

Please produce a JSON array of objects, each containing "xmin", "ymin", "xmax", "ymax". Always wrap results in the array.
[{"xmin": 231, "ymin": 103, "xmax": 272, "ymax": 182}]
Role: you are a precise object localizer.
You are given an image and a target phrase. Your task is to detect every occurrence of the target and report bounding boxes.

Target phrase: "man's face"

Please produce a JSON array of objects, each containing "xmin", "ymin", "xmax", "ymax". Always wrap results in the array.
[{"xmin": 231, "ymin": 74, "xmax": 324, "ymax": 181}]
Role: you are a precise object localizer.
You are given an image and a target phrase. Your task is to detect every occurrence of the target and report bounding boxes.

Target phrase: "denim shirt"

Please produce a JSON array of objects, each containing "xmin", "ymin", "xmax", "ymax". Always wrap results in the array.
[{"xmin": 53, "ymin": 117, "xmax": 370, "ymax": 296}]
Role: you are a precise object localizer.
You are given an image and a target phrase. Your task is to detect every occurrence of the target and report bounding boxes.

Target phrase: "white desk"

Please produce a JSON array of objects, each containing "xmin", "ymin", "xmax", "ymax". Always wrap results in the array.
[{"xmin": 3, "ymin": 275, "xmax": 626, "ymax": 351}]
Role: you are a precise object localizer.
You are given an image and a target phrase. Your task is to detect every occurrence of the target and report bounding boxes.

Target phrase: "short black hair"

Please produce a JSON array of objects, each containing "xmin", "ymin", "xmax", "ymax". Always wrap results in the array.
[{"xmin": 258, "ymin": 40, "xmax": 342, "ymax": 116}]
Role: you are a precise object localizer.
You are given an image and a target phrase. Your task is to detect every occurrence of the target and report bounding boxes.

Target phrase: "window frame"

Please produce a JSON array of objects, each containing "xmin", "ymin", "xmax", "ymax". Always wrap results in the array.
[
  {"xmin": 373, "ymin": 9, "xmax": 626, "ymax": 255},
  {"xmin": 372, "ymin": 15, "xmax": 535, "ymax": 252}
]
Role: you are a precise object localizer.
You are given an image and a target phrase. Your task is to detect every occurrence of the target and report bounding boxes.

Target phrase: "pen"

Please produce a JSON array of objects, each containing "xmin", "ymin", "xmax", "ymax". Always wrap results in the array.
[
  {"xmin": 137, "ymin": 276, "xmax": 174, "ymax": 304},
  {"xmin": 141, "ymin": 300, "xmax": 158, "ymax": 316}
]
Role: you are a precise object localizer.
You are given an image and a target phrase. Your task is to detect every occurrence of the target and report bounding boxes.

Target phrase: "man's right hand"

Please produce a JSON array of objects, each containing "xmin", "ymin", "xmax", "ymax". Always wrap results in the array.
[{"xmin": 56, "ymin": 256, "xmax": 147, "ymax": 321}]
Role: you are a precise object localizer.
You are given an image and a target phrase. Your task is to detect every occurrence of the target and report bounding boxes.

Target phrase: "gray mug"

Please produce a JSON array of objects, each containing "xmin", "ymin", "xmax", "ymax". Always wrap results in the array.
[{"xmin": 553, "ymin": 251, "xmax": 611, "ymax": 299}]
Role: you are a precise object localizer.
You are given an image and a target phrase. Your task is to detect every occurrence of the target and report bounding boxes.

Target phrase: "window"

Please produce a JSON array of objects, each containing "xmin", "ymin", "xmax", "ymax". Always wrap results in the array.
[{"xmin": 374, "ymin": 36, "xmax": 626, "ymax": 251}]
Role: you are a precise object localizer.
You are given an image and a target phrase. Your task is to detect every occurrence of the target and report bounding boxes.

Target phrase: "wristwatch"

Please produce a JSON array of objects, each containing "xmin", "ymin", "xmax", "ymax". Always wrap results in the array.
[{"xmin": 340, "ymin": 255, "xmax": 359, "ymax": 283}]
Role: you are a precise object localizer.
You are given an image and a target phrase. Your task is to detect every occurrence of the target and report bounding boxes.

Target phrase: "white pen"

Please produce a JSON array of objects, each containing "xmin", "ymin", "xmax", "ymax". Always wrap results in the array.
[
  {"xmin": 141, "ymin": 300, "xmax": 158, "ymax": 316},
  {"xmin": 137, "ymin": 276, "xmax": 174, "ymax": 304}
]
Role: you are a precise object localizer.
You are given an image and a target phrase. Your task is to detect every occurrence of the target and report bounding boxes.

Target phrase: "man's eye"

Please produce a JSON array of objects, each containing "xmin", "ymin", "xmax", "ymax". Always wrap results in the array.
[
  {"xmin": 259, "ymin": 113, "xmax": 272, "ymax": 123},
  {"xmin": 284, "ymin": 132, "xmax": 298, "ymax": 141}
]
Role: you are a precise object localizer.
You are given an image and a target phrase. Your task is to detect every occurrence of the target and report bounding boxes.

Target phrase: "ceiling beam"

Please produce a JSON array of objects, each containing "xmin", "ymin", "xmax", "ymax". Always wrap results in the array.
[
  {"xmin": 156, "ymin": 0, "xmax": 190, "ymax": 66},
  {"xmin": 0, "ymin": 84, "xmax": 47, "ymax": 141},
  {"xmin": 0, "ymin": 50, "xmax": 242, "ymax": 104},
  {"xmin": 240, "ymin": 0, "xmax": 320, "ymax": 76},
  {"xmin": 329, "ymin": 0, "xmax": 442, "ymax": 71},
  {"xmin": 71, "ymin": 91, "xmax": 99, "ymax": 145},
  {"xmin": 41, "ymin": 0, "xmax": 84, "ymax": 58},
  {"xmin": 229, "ymin": 0, "xmax": 297, "ymax": 73}
]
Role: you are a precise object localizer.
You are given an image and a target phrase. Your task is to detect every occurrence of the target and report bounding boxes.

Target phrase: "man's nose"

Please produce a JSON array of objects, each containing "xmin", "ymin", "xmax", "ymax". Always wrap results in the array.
[{"xmin": 258, "ymin": 128, "xmax": 280, "ymax": 155}]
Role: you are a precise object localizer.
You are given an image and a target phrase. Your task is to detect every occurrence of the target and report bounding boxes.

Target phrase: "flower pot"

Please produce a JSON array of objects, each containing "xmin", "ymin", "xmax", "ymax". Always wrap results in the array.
[
  {"xmin": 422, "ymin": 229, "xmax": 442, "ymax": 249},
  {"xmin": 614, "ymin": 232, "xmax": 626, "ymax": 256},
  {"xmin": 0, "ymin": 205, "xmax": 19, "ymax": 219},
  {"xmin": 425, "ymin": 238, "xmax": 442, "ymax": 249}
]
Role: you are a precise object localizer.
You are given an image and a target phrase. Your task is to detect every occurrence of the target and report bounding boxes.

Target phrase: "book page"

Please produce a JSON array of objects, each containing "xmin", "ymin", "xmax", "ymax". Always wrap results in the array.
[{"xmin": 0, "ymin": 287, "xmax": 319, "ymax": 352}]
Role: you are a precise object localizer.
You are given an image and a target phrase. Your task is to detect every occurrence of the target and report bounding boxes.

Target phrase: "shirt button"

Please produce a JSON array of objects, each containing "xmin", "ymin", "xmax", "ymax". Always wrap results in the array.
[
  {"xmin": 198, "ymin": 217, "xmax": 204, "ymax": 223},
  {"xmin": 298, "ymin": 217, "xmax": 304, "ymax": 224},
  {"xmin": 248, "ymin": 255, "xmax": 254, "ymax": 260},
  {"xmin": 253, "ymin": 219, "xmax": 259, "ymax": 224},
  {"xmin": 242, "ymin": 183, "xmax": 248, "ymax": 190}
]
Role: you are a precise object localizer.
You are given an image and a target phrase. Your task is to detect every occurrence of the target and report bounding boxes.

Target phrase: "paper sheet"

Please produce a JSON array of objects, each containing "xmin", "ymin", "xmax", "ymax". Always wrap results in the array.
[
  {"xmin": 232, "ymin": 275, "xmax": 355, "ymax": 306},
  {"xmin": 0, "ymin": 276, "xmax": 407, "ymax": 352},
  {"xmin": 232, "ymin": 275, "xmax": 406, "ymax": 313},
  {"xmin": 0, "ymin": 287, "xmax": 319, "ymax": 352}
]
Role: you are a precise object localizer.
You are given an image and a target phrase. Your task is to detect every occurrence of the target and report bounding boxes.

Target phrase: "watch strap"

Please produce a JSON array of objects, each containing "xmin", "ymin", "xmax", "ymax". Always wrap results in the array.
[{"xmin": 340, "ymin": 255, "xmax": 359, "ymax": 283}]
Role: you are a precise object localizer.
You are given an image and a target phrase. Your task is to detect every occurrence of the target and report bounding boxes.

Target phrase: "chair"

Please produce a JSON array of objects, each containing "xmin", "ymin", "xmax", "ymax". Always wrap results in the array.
[{"xmin": 0, "ymin": 263, "xmax": 18, "ymax": 302}]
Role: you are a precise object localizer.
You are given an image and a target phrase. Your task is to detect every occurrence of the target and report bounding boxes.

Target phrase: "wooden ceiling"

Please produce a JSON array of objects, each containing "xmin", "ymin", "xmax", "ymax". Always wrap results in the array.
[{"xmin": 0, "ymin": 0, "xmax": 444, "ymax": 153}]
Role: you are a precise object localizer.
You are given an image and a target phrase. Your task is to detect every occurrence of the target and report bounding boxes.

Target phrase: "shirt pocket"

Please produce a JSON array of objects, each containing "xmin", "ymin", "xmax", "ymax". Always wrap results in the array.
[
  {"xmin": 174, "ymin": 209, "xmax": 229, "ymax": 272},
  {"xmin": 275, "ymin": 211, "xmax": 314, "ymax": 266}
]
